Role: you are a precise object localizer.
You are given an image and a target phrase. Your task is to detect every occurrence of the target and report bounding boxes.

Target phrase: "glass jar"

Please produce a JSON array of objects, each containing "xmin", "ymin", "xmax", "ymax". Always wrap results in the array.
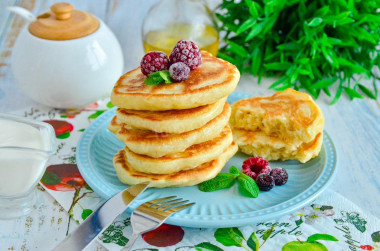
[{"xmin": 142, "ymin": 0, "xmax": 219, "ymax": 56}]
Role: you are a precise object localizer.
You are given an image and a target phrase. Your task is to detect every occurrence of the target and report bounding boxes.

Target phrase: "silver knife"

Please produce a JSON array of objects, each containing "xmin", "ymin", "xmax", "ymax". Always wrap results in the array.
[{"xmin": 54, "ymin": 182, "xmax": 149, "ymax": 251}]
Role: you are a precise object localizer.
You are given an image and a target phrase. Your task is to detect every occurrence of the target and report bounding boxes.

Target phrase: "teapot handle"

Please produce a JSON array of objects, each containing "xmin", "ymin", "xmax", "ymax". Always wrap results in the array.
[{"xmin": 7, "ymin": 6, "xmax": 36, "ymax": 22}]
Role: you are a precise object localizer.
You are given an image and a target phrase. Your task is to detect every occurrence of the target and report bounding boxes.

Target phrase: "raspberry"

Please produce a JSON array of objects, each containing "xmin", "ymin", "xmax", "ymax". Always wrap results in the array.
[
  {"xmin": 270, "ymin": 167, "xmax": 288, "ymax": 185},
  {"xmin": 140, "ymin": 51, "xmax": 170, "ymax": 76},
  {"xmin": 242, "ymin": 157, "xmax": 270, "ymax": 180},
  {"xmin": 169, "ymin": 40, "xmax": 202, "ymax": 70},
  {"xmin": 169, "ymin": 62, "xmax": 190, "ymax": 82},
  {"xmin": 256, "ymin": 174, "xmax": 275, "ymax": 191}
]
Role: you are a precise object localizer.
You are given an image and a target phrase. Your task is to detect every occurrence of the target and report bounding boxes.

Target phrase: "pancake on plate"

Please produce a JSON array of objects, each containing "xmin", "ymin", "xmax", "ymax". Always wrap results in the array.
[
  {"xmin": 113, "ymin": 142, "xmax": 238, "ymax": 187},
  {"xmin": 108, "ymin": 102, "xmax": 231, "ymax": 158},
  {"xmin": 116, "ymin": 97, "xmax": 226, "ymax": 134},
  {"xmin": 111, "ymin": 51, "xmax": 240, "ymax": 111},
  {"xmin": 123, "ymin": 125, "xmax": 233, "ymax": 174},
  {"xmin": 233, "ymin": 129, "xmax": 323, "ymax": 163},
  {"xmin": 230, "ymin": 88, "xmax": 324, "ymax": 144}
]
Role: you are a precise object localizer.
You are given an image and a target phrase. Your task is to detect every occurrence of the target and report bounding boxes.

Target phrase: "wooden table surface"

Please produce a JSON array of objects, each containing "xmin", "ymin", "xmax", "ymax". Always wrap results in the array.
[{"xmin": 0, "ymin": 0, "xmax": 379, "ymax": 250}]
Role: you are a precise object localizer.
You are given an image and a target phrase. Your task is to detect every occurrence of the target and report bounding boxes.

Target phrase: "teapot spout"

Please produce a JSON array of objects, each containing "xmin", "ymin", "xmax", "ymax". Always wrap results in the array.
[{"xmin": 7, "ymin": 6, "xmax": 36, "ymax": 22}]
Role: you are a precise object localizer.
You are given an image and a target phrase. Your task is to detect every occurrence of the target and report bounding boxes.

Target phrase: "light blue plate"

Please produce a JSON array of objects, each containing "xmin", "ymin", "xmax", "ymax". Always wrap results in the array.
[{"xmin": 76, "ymin": 92, "xmax": 338, "ymax": 228}]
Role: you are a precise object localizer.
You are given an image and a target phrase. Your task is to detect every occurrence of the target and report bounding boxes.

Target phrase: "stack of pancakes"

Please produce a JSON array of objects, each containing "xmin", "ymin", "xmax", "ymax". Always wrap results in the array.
[
  {"xmin": 230, "ymin": 89, "xmax": 324, "ymax": 163},
  {"xmin": 108, "ymin": 52, "xmax": 240, "ymax": 187}
]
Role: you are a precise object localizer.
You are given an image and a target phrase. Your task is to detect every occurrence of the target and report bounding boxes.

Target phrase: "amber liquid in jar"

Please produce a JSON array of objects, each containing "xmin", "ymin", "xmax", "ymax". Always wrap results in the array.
[{"xmin": 143, "ymin": 23, "xmax": 219, "ymax": 56}]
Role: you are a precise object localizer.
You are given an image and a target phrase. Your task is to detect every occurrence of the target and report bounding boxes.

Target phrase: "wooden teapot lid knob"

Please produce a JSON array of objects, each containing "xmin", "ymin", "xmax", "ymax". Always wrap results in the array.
[
  {"xmin": 51, "ymin": 3, "xmax": 74, "ymax": 20},
  {"xmin": 28, "ymin": 2, "xmax": 99, "ymax": 40}
]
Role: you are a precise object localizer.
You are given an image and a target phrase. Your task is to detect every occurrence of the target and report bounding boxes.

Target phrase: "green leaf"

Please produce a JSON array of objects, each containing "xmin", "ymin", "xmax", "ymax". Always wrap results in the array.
[
  {"xmin": 313, "ymin": 78, "xmax": 337, "ymax": 89},
  {"xmin": 307, "ymin": 233, "xmax": 338, "ymax": 242},
  {"xmin": 236, "ymin": 18, "xmax": 256, "ymax": 35},
  {"xmin": 263, "ymin": 225, "xmax": 274, "ymax": 241},
  {"xmin": 251, "ymin": 47, "xmax": 261, "ymax": 76},
  {"xmin": 229, "ymin": 166, "xmax": 240, "ymax": 177},
  {"xmin": 245, "ymin": 0, "xmax": 259, "ymax": 18},
  {"xmin": 295, "ymin": 218, "xmax": 303, "ymax": 226},
  {"xmin": 358, "ymin": 84, "xmax": 377, "ymax": 99},
  {"xmin": 343, "ymin": 87, "xmax": 364, "ymax": 100},
  {"xmin": 330, "ymin": 82, "xmax": 343, "ymax": 105},
  {"xmin": 106, "ymin": 101, "xmax": 114, "ymax": 108},
  {"xmin": 199, "ymin": 173, "xmax": 236, "ymax": 192},
  {"xmin": 81, "ymin": 209, "xmax": 93, "ymax": 220},
  {"xmin": 265, "ymin": 62, "xmax": 292, "ymax": 71},
  {"xmin": 41, "ymin": 172, "xmax": 61, "ymax": 185},
  {"xmin": 88, "ymin": 110, "xmax": 105, "ymax": 120},
  {"xmin": 194, "ymin": 242, "xmax": 223, "ymax": 251},
  {"xmin": 57, "ymin": 131, "xmax": 70, "ymax": 139},
  {"xmin": 78, "ymin": 128, "xmax": 85, "ymax": 132},
  {"xmin": 372, "ymin": 231, "xmax": 380, "ymax": 242},
  {"xmin": 144, "ymin": 70, "xmax": 173, "ymax": 85},
  {"xmin": 276, "ymin": 42, "xmax": 302, "ymax": 51},
  {"xmin": 227, "ymin": 41, "xmax": 249, "ymax": 58},
  {"xmin": 237, "ymin": 173, "xmax": 259, "ymax": 198},
  {"xmin": 214, "ymin": 227, "xmax": 244, "ymax": 247},
  {"xmin": 245, "ymin": 22, "xmax": 266, "ymax": 41},
  {"xmin": 308, "ymin": 17, "xmax": 323, "ymax": 27},
  {"xmin": 247, "ymin": 232, "xmax": 260, "ymax": 251}
]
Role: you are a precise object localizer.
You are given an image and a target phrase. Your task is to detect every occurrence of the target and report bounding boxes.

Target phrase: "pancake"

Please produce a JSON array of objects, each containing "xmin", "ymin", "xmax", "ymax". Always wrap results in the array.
[
  {"xmin": 124, "ymin": 125, "xmax": 233, "ymax": 174},
  {"xmin": 116, "ymin": 97, "xmax": 226, "ymax": 134},
  {"xmin": 232, "ymin": 128, "xmax": 323, "ymax": 163},
  {"xmin": 113, "ymin": 142, "xmax": 238, "ymax": 187},
  {"xmin": 230, "ymin": 88, "xmax": 324, "ymax": 144},
  {"xmin": 111, "ymin": 51, "xmax": 240, "ymax": 110},
  {"xmin": 108, "ymin": 102, "xmax": 231, "ymax": 157}
]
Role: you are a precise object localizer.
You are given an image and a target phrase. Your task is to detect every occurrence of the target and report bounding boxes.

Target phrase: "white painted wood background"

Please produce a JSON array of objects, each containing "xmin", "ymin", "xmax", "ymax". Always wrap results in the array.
[{"xmin": 0, "ymin": 0, "xmax": 379, "ymax": 250}]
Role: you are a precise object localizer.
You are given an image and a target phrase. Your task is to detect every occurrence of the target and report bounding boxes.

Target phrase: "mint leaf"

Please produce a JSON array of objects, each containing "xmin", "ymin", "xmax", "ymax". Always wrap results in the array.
[
  {"xmin": 144, "ymin": 70, "xmax": 173, "ymax": 85},
  {"xmin": 229, "ymin": 166, "xmax": 240, "ymax": 177},
  {"xmin": 307, "ymin": 234, "xmax": 338, "ymax": 242},
  {"xmin": 199, "ymin": 173, "xmax": 236, "ymax": 192},
  {"xmin": 237, "ymin": 173, "xmax": 259, "ymax": 198}
]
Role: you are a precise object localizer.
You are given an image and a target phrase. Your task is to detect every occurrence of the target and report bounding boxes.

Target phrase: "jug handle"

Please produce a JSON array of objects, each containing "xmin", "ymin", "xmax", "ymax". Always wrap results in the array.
[{"xmin": 7, "ymin": 6, "xmax": 36, "ymax": 22}]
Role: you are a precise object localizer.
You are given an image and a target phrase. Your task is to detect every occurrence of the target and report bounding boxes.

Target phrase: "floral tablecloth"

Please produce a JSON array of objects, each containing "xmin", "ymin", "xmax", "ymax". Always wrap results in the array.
[{"xmin": 5, "ymin": 100, "xmax": 380, "ymax": 251}]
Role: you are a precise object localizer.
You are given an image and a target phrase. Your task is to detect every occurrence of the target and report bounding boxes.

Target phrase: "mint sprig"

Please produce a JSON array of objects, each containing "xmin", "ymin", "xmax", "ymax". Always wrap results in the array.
[
  {"xmin": 198, "ymin": 173, "xmax": 236, "ymax": 192},
  {"xmin": 144, "ymin": 70, "xmax": 173, "ymax": 86},
  {"xmin": 198, "ymin": 166, "xmax": 260, "ymax": 198}
]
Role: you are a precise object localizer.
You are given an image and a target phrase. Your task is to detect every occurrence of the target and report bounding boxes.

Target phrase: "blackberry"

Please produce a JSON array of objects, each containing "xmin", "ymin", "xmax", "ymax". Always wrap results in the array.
[
  {"xmin": 169, "ymin": 40, "xmax": 202, "ymax": 70},
  {"xmin": 169, "ymin": 62, "xmax": 190, "ymax": 82},
  {"xmin": 270, "ymin": 167, "xmax": 288, "ymax": 185},
  {"xmin": 256, "ymin": 174, "xmax": 275, "ymax": 191},
  {"xmin": 140, "ymin": 51, "xmax": 170, "ymax": 76},
  {"xmin": 242, "ymin": 157, "xmax": 270, "ymax": 180}
]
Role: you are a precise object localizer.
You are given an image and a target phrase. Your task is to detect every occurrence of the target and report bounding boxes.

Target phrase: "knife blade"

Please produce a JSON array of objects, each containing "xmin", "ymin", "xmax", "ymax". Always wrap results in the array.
[{"xmin": 53, "ymin": 182, "xmax": 149, "ymax": 251}]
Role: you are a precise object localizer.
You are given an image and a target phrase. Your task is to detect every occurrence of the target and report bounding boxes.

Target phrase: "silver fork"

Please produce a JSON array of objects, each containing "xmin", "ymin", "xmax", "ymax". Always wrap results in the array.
[{"xmin": 121, "ymin": 196, "xmax": 195, "ymax": 251}]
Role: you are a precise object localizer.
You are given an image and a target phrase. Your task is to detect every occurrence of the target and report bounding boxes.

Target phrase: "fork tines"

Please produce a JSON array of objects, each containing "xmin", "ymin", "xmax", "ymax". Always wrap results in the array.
[{"xmin": 143, "ymin": 196, "xmax": 195, "ymax": 213}]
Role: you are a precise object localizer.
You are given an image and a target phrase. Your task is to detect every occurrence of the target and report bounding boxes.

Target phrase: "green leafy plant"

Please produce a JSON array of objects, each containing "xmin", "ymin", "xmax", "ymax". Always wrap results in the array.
[{"xmin": 215, "ymin": 0, "xmax": 380, "ymax": 104}]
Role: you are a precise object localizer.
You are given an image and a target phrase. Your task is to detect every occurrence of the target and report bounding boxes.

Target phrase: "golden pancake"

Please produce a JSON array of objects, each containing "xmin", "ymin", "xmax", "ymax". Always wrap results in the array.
[
  {"xmin": 124, "ymin": 125, "xmax": 233, "ymax": 174},
  {"xmin": 111, "ymin": 51, "xmax": 240, "ymax": 110},
  {"xmin": 232, "ymin": 128, "xmax": 323, "ymax": 163},
  {"xmin": 108, "ymin": 102, "xmax": 231, "ymax": 157},
  {"xmin": 116, "ymin": 97, "xmax": 226, "ymax": 134},
  {"xmin": 230, "ymin": 89, "xmax": 324, "ymax": 144},
  {"xmin": 113, "ymin": 142, "xmax": 238, "ymax": 187}
]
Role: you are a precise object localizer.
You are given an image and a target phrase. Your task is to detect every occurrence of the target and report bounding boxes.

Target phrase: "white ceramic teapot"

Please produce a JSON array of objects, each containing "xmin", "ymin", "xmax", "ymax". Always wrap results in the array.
[{"xmin": 11, "ymin": 2, "xmax": 124, "ymax": 108}]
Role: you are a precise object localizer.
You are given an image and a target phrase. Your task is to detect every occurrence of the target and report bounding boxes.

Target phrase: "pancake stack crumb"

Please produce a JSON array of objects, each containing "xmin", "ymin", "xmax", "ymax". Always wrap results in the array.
[
  {"xmin": 109, "ymin": 51, "xmax": 240, "ymax": 187},
  {"xmin": 230, "ymin": 89, "xmax": 324, "ymax": 163}
]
